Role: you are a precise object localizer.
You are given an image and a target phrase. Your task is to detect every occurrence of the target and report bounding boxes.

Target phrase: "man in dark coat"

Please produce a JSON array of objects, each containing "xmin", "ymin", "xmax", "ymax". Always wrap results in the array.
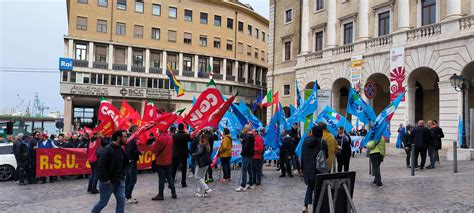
[
  {"xmin": 301, "ymin": 126, "xmax": 327, "ymax": 211},
  {"xmin": 236, "ymin": 125, "xmax": 255, "ymax": 191},
  {"xmin": 279, "ymin": 131, "xmax": 294, "ymax": 178},
  {"xmin": 125, "ymin": 125, "xmax": 140, "ymax": 204},
  {"xmin": 172, "ymin": 123, "xmax": 191, "ymax": 188},
  {"xmin": 410, "ymin": 120, "xmax": 432, "ymax": 169},
  {"xmin": 205, "ymin": 130, "xmax": 218, "ymax": 183},
  {"xmin": 289, "ymin": 123, "xmax": 302, "ymax": 176}
]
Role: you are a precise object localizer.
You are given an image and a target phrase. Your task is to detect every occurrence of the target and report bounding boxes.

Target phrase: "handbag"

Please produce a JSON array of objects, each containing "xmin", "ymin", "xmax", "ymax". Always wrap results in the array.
[{"xmin": 315, "ymin": 140, "xmax": 329, "ymax": 173}]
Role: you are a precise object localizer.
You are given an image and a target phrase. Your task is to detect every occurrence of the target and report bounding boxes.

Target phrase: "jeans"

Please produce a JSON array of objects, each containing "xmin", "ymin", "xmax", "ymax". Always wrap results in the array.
[
  {"xmin": 304, "ymin": 176, "xmax": 316, "ymax": 205},
  {"xmin": 171, "ymin": 158, "xmax": 187, "ymax": 186},
  {"xmin": 415, "ymin": 147, "xmax": 427, "ymax": 168},
  {"xmin": 435, "ymin": 149, "xmax": 440, "ymax": 162},
  {"xmin": 404, "ymin": 148, "xmax": 411, "ymax": 166},
  {"xmin": 88, "ymin": 162, "xmax": 98, "ymax": 191},
  {"xmin": 157, "ymin": 165, "xmax": 175, "ymax": 196},
  {"xmin": 91, "ymin": 180, "xmax": 125, "ymax": 213},
  {"xmin": 291, "ymin": 154, "xmax": 301, "ymax": 172},
  {"xmin": 190, "ymin": 158, "xmax": 196, "ymax": 175},
  {"xmin": 370, "ymin": 153, "xmax": 383, "ymax": 184},
  {"xmin": 205, "ymin": 165, "xmax": 213, "ymax": 180},
  {"xmin": 251, "ymin": 159, "xmax": 262, "ymax": 184},
  {"xmin": 427, "ymin": 145, "xmax": 436, "ymax": 167},
  {"xmin": 195, "ymin": 165, "xmax": 210, "ymax": 194},
  {"xmin": 125, "ymin": 161, "xmax": 138, "ymax": 199},
  {"xmin": 221, "ymin": 157, "xmax": 231, "ymax": 180},
  {"xmin": 336, "ymin": 155, "xmax": 350, "ymax": 172},
  {"xmin": 279, "ymin": 156, "xmax": 292, "ymax": 176},
  {"xmin": 240, "ymin": 157, "xmax": 254, "ymax": 188}
]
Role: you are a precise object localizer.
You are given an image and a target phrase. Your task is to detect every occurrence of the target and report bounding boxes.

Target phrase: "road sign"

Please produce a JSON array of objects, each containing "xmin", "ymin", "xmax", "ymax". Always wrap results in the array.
[{"xmin": 364, "ymin": 81, "xmax": 377, "ymax": 99}]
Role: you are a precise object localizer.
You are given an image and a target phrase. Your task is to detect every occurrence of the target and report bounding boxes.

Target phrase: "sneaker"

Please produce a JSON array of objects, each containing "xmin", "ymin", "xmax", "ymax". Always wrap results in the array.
[
  {"xmin": 125, "ymin": 198, "xmax": 135, "ymax": 204},
  {"xmin": 188, "ymin": 174, "xmax": 194, "ymax": 178},
  {"xmin": 245, "ymin": 185, "xmax": 254, "ymax": 189},
  {"xmin": 426, "ymin": 165, "xmax": 435, "ymax": 169},
  {"xmin": 289, "ymin": 174, "xmax": 294, "ymax": 178},
  {"xmin": 152, "ymin": 194, "xmax": 164, "ymax": 201},
  {"xmin": 235, "ymin": 186, "xmax": 246, "ymax": 192},
  {"xmin": 132, "ymin": 198, "xmax": 138, "ymax": 203},
  {"xmin": 91, "ymin": 189, "xmax": 99, "ymax": 194},
  {"xmin": 205, "ymin": 188, "xmax": 212, "ymax": 194},
  {"xmin": 376, "ymin": 182, "xmax": 383, "ymax": 187}
]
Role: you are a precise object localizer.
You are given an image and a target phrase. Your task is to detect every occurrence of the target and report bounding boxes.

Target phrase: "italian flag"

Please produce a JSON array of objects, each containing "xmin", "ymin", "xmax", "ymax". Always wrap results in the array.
[
  {"xmin": 208, "ymin": 63, "xmax": 213, "ymax": 79},
  {"xmin": 327, "ymin": 111, "xmax": 341, "ymax": 121},
  {"xmin": 261, "ymin": 90, "xmax": 278, "ymax": 107}
]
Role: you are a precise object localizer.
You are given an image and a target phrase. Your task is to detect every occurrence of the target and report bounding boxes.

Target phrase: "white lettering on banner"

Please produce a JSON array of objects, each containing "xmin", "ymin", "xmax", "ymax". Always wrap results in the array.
[
  {"xmin": 190, "ymin": 93, "xmax": 219, "ymax": 122},
  {"xmin": 101, "ymin": 106, "xmax": 120, "ymax": 127}
]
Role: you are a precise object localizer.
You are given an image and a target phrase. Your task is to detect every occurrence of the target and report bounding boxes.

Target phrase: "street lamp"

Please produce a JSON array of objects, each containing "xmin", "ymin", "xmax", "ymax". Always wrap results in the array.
[{"xmin": 450, "ymin": 73, "xmax": 468, "ymax": 148}]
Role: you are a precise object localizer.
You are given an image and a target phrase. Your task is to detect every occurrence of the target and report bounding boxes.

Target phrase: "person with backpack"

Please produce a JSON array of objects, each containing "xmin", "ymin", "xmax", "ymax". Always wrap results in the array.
[
  {"xmin": 366, "ymin": 132, "xmax": 386, "ymax": 186},
  {"xmin": 336, "ymin": 127, "xmax": 352, "ymax": 172},
  {"xmin": 301, "ymin": 126, "xmax": 328, "ymax": 212},
  {"xmin": 192, "ymin": 133, "xmax": 213, "ymax": 197}
]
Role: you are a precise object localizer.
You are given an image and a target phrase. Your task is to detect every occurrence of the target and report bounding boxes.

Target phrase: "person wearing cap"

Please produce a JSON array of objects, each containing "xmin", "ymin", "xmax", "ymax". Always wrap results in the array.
[{"xmin": 38, "ymin": 133, "xmax": 57, "ymax": 184}]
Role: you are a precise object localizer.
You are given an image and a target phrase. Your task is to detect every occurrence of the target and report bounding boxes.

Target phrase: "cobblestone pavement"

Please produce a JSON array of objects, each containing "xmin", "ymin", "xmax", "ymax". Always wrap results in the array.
[{"xmin": 1, "ymin": 155, "xmax": 473, "ymax": 213}]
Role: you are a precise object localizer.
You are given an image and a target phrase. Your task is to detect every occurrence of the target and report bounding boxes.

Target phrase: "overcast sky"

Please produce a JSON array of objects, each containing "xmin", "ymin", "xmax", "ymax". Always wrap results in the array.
[{"xmin": 0, "ymin": 0, "xmax": 268, "ymax": 116}]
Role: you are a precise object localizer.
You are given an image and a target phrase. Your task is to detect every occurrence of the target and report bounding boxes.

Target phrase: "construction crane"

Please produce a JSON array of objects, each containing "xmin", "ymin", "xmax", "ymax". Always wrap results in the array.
[
  {"xmin": 32, "ymin": 93, "xmax": 50, "ymax": 117},
  {"xmin": 15, "ymin": 94, "xmax": 24, "ymax": 108}
]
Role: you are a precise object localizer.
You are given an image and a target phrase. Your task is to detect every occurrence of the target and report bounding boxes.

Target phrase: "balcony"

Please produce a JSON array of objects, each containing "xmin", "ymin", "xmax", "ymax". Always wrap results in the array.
[
  {"xmin": 131, "ymin": 65, "xmax": 145, "ymax": 73},
  {"xmin": 213, "ymin": 73, "xmax": 223, "ymax": 80},
  {"xmin": 226, "ymin": 75, "xmax": 235, "ymax": 81},
  {"xmin": 248, "ymin": 79, "xmax": 254, "ymax": 84},
  {"xmin": 199, "ymin": 72, "xmax": 209, "ymax": 78},
  {"xmin": 331, "ymin": 44, "xmax": 354, "ymax": 56},
  {"xmin": 172, "ymin": 70, "xmax": 179, "ymax": 76},
  {"xmin": 112, "ymin": 63, "xmax": 127, "ymax": 71},
  {"xmin": 406, "ymin": 23, "xmax": 441, "ymax": 41},
  {"xmin": 93, "ymin": 61, "xmax": 108, "ymax": 69},
  {"xmin": 73, "ymin": 60, "xmax": 88, "ymax": 67},
  {"xmin": 460, "ymin": 15, "xmax": 474, "ymax": 30},
  {"xmin": 149, "ymin": 67, "xmax": 162, "ymax": 74},
  {"xmin": 183, "ymin": 71, "xmax": 194, "ymax": 77},
  {"xmin": 365, "ymin": 35, "xmax": 393, "ymax": 49},
  {"xmin": 305, "ymin": 51, "xmax": 323, "ymax": 62},
  {"xmin": 238, "ymin": 77, "xmax": 246, "ymax": 83}
]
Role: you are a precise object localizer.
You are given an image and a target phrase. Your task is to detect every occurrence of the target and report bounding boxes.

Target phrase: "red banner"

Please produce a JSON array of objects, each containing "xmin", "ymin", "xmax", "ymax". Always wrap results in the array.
[
  {"xmin": 36, "ymin": 147, "xmax": 156, "ymax": 177},
  {"xmin": 95, "ymin": 100, "xmax": 121, "ymax": 136},
  {"xmin": 182, "ymin": 87, "xmax": 224, "ymax": 128}
]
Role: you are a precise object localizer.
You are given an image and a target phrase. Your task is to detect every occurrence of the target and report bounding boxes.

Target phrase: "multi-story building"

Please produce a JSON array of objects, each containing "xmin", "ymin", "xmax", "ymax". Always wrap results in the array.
[
  {"xmin": 60, "ymin": 0, "xmax": 268, "ymax": 131},
  {"xmin": 269, "ymin": 0, "xmax": 474, "ymax": 145}
]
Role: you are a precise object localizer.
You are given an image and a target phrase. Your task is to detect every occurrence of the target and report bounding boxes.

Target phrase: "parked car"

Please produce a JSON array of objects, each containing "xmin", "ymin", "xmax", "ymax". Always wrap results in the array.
[{"xmin": 0, "ymin": 143, "xmax": 16, "ymax": 181}]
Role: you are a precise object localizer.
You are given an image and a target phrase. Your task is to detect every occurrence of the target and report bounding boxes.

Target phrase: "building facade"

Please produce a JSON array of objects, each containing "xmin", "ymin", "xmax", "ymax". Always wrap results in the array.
[
  {"xmin": 269, "ymin": 0, "xmax": 474, "ymax": 144},
  {"xmin": 60, "ymin": 0, "xmax": 268, "ymax": 132}
]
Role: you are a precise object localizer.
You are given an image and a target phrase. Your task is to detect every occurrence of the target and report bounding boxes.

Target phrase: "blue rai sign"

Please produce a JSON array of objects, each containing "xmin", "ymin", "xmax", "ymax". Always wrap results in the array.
[{"xmin": 59, "ymin": 58, "xmax": 73, "ymax": 71}]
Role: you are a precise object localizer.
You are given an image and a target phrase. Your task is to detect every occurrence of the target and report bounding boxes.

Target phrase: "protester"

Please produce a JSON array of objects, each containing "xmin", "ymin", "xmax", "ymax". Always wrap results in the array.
[
  {"xmin": 366, "ymin": 132, "xmax": 386, "ymax": 186},
  {"xmin": 87, "ymin": 133, "xmax": 103, "ymax": 194},
  {"xmin": 189, "ymin": 132, "xmax": 200, "ymax": 176},
  {"xmin": 358, "ymin": 125, "xmax": 368, "ymax": 136},
  {"xmin": 146, "ymin": 132, "xmax": 157, "ymax": 172},
  {"xmin": 433, "ymin": 120, "xmax": 444, "ymax": 164},
  {"xmin": 427, "ymin": 120, "xmax": 443, "ymax": 169},
  {"xmin": 26, "ymin": 131, "xmax": 40, "ymax": 184},
  {"xmin": 318, "ymin": 122, "xmax": 337, "ymax": 172},
  {"xmin": 125, "ymin": 125, "xmax": 140, "ymax": 204},
  {"xmin": 13, "ymin": 133, "xmax": 28, "ymax": 185},
  {"xmin": 396, "ymin": 124, "xmax": 406, "ymax": 149},
  {"xmin": 236, "ymin": 125, "xmax": 255, "ymax": 192},
  {"xmin": 403, "ymin": 125, "xmax": 414, "ymax": 168},
  {"xmin": 38, "ymin": 133, "xmax": 58, "ymax": 184},
  {"xmin": 79, "ymin": 133, "xmax": 90, "ymax": 148},
  {"xmin": 205, "ymin": 130, "xmax": 218, "ymax": 183},
  {"xmin": 172, "ymin": 123, "xmax": 191, "ymax": 188},
  {"xmin": 410, "ymin": 120, "xmax": 432, "ymax": 170},
  {"xmin": 91, "ymin": 130, "xmax": 129, "ymax": 213},
  {"xmin": 192, "ymin": 133, "xmax": 212, "ymax": 197},
  {"xmin": 54, "ymin": 133, "xmax": 68, "ymax": 148},
  {"xmin": 252, "ymin": 129, "xmax": 264, "ymax": 186},
  {"xmin": 69, "ymin": 133, "xmax": 80, "ymax": 148},
  {"xmin": 218, "ymin": 128, "xmax": 232, "ymax": 182},
  {"xmin": 301, "ymin": 126, "xmax": 327, "ymax": 212},
  {"xmin": 151, "ymin": 129, "xmax": 177, "ymax": 201},
  {"xmin": 279, "ymin": 130, "xmax": 294, "ymax": 178},
  {"xmin": 335, "ymin": 127, "xmax": 351, "ymax": 172},
  {"xmin": 289, "ymin": 123, "xmax": 302, "ymax": 176}
]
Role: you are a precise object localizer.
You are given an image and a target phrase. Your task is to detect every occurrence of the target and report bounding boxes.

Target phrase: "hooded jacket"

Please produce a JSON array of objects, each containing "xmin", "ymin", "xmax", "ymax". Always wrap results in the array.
[
  {"xmin": 322, "ymin": 129, "xmax": 337, "ymax": 169},
  {"xmin": 219, "ymin": 134, "xmax": 233, "ymax": 158},
  {"xmin": 152, "ymin": 132, "xmax": 173, "ymax": 166},
  {"xmin": 301, "ymin": 126, "xmax": 328, "ymax": 178}
]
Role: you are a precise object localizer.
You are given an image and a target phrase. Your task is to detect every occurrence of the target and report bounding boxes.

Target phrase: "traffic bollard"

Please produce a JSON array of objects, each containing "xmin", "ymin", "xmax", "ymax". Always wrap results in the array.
[
  {"xmin": 453, "ymin": 141, "xmax": 458, "ymax": 173},
  {"xmin": 411, "ymin": 143, "xmax": 415, "ymax": 176}
]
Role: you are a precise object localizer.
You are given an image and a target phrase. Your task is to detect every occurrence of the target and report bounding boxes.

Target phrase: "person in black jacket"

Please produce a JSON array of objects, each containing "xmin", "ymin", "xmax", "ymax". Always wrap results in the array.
[
  {"xmin": 189, "ymin": 131, "xmax": 200, "ymax": 175},
  {"xmin": 204, "ymin": 129, "xmax": 218, "ymax": 183},
  {"xmin": 125, "ymin": 125, "xmax": 140, "ymax": 204},
  {"xmin": 236, "ymin": 125, "xmax": 255, "ymax": 192},
  {"xmin": 279, "ymin": 131, "xmax": 294, "ymax": 178},
  {"xmin": 410, "ymin": 120, "xmax": 432, "ymax": 170},
  {"xmin": 336, "ymin": 127, "xmax": 352, "ymax": 172},
  {"xmin": 301, "ymin": 126, "xmax": 327, "ymax": 212},
  {"xmin": 13, "ymin": 134, "xmax": 28, "ymax": 185},
  {"xmin": 69, "ymin": 133, "xmax": 80, "ymax": 148},
  {"xmin": 433, "ymin": 120, "xmax": 444, "ymax": 164},
  {"xmin": 427, "ymin": 120, "xmax": 444, "ymax": 169},
  {"xmin": 172, "ymin": 123, "xmax": 191, "ymax": 188},
  {"xmin": 402, "ymin": 125, "xmax": 414, "ymax": 168},
  {"xmin": 92, "ymin": 130, "xmax": 129, "ymax": 213},
  {"xmin": 191, "ymin": 133, "xmax": 212, "ymax": 196},
  {"xmin": 289, "ymin": 123, "xmax": 302, "ymax": 176}
]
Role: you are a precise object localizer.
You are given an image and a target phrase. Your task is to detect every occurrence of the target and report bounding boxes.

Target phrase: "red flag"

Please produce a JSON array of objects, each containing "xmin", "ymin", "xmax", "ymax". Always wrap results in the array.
[
  {"xmin": 118, "ymin": 99, "xmax": 140, "ymax": 129},
  {"xmin": 132, "ymin": 113, "xmax": 179, "ymax": 145},
  {"xmin": 182, "ymin": 87, "xmax": 224, "ymax": 129},
  {"xmin": 94, "ymin": 99, "xmax": 121, "ymax": 137},
  {"xmin": 191, "ymin": 94, "xmax": 236, "ymax": 137},
  {"xmin": 272, "ymin": 92, "xmax": 279, "ymax": 106},
  {"xmin": 142, "ymin": 100, "xmax": 160, "ymax": 124}
]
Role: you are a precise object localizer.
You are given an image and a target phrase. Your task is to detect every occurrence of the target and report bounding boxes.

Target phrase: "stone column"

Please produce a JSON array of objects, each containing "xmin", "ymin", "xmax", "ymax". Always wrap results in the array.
[
  {"xmin": 358, "ymin": 0, "xmax": 369, "ymax": 40},
  {"xmin": 244, "ymin": 63, "xmax": 249, "ymax": 83},
  {"xmin": 332, "ymin": 91, "xmax": 340, "ymax": 112},
  {"xmin": 162, "ymin": 50, "xmax": 167, "ymax": 74},
  {"xmin": 108, "ymin": 44, "xmax": 114, "ymax": 70},
  {"xmin": 88, "ymin": 41, "xmax": 94, "ymax": 68},
  {"xmin": 439, "ymin": 81, "xmax": 462, "ymax": 142},
  {"xmin": 253, "ymin": 65, "xmax": 257, "ymax": 85},
  {"xmin": 406, "ymin": 83, "xmax": 416, "ymax": 125},
  {"xmin": 209, "ymin": 57, "xmax": 214, "ymax": 77},
  {"xmin": 68, "ymin": 39, "xmax": 74, "ymax": 58},
  {"xmin": 223, "ymin": 58, "xmax": 227, "ymax": 80},
  {"xmin": 194, "ymin": 54, "xmax": 199, "ymax": 78},
  {"xmin": 397, "ymin": 0, "xmax": 410, "ymax": 31},
  {"xmin": 145, "ymin": 48, "xmax": 150, "ymax": 73},
  {"xmin": 63, "ymin": 96, "xmax": 73, "ymax": 133},
  {"xmin": 178, "ymin": 52, "xmax": 183, "ymax": 76},
  {"xmin": 327, "ymin": 0, "xmax": 337, "ymax": 48},
  {"xmin": 234, "ymin": 61, "xmax": 239, "ymax": 82},
  {"xmin": 472, "ymin": 0, "xmax": 474, "ymax": 15},
  {"xmin": 446, "ymin": 0, "xmax": 462, "ymax": 19},
  {"xmin": 301, "ymin": 0, "xmax": 310, "ymax": 53},
  {"xmin": 127, "ymin": 46, "xmax": 132, "ymax": 71}
]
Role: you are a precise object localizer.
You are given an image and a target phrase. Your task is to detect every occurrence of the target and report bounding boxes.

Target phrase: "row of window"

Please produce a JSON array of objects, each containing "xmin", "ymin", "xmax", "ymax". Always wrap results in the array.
[
  {"xmin": 62, "ymin": 71, "xmax": 261, "ymax": 97},
  {"xmin": 76, "ymin": 18, "xmax": 265, "ymax": 61},
  {"xmin": 76, "ymin": 0, "xmax": 266, "ymax": 42}
]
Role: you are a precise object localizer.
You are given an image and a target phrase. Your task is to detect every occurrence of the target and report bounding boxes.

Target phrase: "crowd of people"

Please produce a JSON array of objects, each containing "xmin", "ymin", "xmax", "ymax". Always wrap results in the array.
[{"xmin": 6, "ymin": 119, "xmax": 449, "ymax": 212}]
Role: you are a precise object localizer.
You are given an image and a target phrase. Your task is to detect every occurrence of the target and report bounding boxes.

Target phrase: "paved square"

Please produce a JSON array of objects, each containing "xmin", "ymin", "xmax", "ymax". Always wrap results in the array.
[{"xmin": 1, "ymin": 155, "xmax": 473, "ymax": 212}]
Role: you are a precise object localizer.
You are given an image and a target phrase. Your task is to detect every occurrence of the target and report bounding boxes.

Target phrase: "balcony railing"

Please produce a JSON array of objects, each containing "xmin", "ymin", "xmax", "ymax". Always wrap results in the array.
[
  {"xmin": 331, "ymin": 44, "xmax": 354, "ymax": 56},
  {"xmin": 365, "ymin": 35, "xmax": 393, "ymax": 49},
  {"xmin": 112, "ymin": 63, "xmax": 127, "ymax": 71},
  {"xmin": 131, "ymin": 65, "xmax": 145, "ymax": 73},
  {"xmin": 199, "ymin": 72, "xmax": 209, "ymax": 78},
  {"xmin": 149, "ymin": 67, "xmax": 162, "ymax": 74},
  {"xmin": 93, "ymin": 61, "xmax": 108, "ymax": 69},
  {"xmin": 73, "ymin": 60, "xmax": 88, "ymax": 67},
  {"xmin": 226, "ymin": 75, "xmax": 235, "ymax": 81},
  {"xmin": 248, "ymin": 79, "xmax": 254, "ymax": 84},
  {"xmin": 182, "ymin": 71, "xmax": 194, "ymax": 77},
  {"xmin": 460, "ymin": 15, "xmax": 474, "ymax": 30},
  {"xmin": 238, "ymin": 77, "xmax": 246, "ymax": 83},
  {"xmin": 213, "ymin": 73, "xmax": 223, "ymax": 80},
  {"xmin": 407, "ymin": 23, "xmax": 441, "ymax": 41},
  {"xmin": 305, "ymin": 51, "xmax": 323, "ymax": 62}
]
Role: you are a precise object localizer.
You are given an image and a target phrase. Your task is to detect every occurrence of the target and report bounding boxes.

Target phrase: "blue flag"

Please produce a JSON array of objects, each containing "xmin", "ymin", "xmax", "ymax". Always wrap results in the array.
[
  {"xmin": 361, "ymin": 91, "xmax": 405, "ymax": 147},
  {"xmin": 315, "ymin": 106, "xmax": 354, "ymax": 136},
  {"xmin": 253, "ymin": 92, "xmax": 263, "ymax": 111},
  {"xmin": 296, "ymin": 80, "xmax": 303, "ymax": 107},
  {"xmin": 295, "ymin": 117, "xmax": 314, "ymax": 156},
  {"xmin": 290, "ymin": 104, "xmax": 297, "ymax": 115},
  {"xmin": 459, "ymin": 115, "xmax": 463, "ymax": 147},
  {"xmin": 239, "ymin": 100, "xmax": 263, "ymax": 129},
  {"xmin": 219, "ymin": 111, "xmax": 242, "ymax": 139},
  {"xmin": 230, "ymin": 104, "xmax": 249, "ymax": 127},
  {"xmin": 347, "ymin": 87, "xmax": 376, "ymax": 125},
  {"xmin": 264, "ymin": 108, "xmax": 282, "ymax": 149},
  {"xmin": 288, "ymin": 81, "xmax": 318, "ymax": 124}
]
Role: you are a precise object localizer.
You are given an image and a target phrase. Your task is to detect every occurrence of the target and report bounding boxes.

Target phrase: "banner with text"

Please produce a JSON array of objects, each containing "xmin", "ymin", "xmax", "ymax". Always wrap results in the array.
[{"xmin": 389, "ymin": 47, "xmax": 406, "ymax": 101}]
